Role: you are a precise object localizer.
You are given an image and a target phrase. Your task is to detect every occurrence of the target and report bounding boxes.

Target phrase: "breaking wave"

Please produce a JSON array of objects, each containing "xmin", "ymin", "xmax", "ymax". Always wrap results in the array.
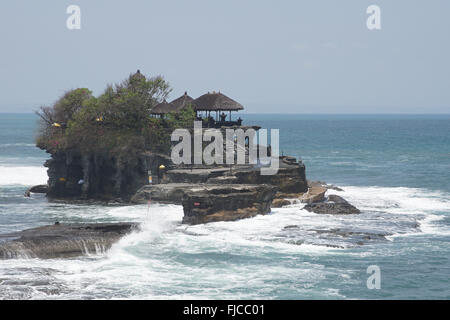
[{"xmin": 0, "ymin": 185, "xmax": 448, "ymax": 299}]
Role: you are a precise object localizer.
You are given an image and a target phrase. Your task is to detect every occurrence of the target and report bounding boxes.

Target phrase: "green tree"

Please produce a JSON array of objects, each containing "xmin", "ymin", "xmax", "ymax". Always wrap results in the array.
[
  {"xmin": 36, "ymin": 88, "xmax": 93, "ymax": 152},
  {"xmin": 36, "ymin": 71, "xmax": 194, "ymax": 160}
]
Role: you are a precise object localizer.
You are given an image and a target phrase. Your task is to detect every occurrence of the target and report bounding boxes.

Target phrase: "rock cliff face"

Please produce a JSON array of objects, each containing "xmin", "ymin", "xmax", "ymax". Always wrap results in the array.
[
  {"xmin": 233, "ymin": 164, "xmax": 307, "ymax": 195},
  {"xmin": 132, "ymin": 183, "xmax": 277, "ymax": 224},
  {"xmin": 44, "ymin": 152, "xmax": 166, "ymax": 201},
  {"xmin": 130, "ymin": 156, "xmax": 307, "ymax": 224},
  {"xmin": 182, "ymin": 184, "xmax": 277, "ymax": 224},
  {"xmin": 44, "ymin": 151, "xmax": 307, "ymax": 204},
  {"xmin": 165, "ymin": 157, "xmax": 307, "ymax": 195}
]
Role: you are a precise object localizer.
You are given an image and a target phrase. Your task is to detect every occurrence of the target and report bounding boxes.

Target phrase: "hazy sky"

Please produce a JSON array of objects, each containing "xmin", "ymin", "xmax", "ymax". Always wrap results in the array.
[{"xmin": 0, "ymin": 0, "xmax": 449, "ymax": 113}]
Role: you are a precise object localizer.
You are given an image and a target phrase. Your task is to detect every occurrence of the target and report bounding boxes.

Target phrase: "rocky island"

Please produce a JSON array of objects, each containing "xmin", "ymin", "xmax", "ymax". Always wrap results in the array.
[{"xmin": 1, "ymin": 70, "xmax": 361, "ymax": 260}]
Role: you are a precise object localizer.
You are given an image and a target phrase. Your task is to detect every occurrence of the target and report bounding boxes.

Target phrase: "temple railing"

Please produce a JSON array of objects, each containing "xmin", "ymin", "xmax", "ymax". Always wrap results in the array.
[{"xmin": 200, "ymin": 118, "xmax": 243, "ymax": 128}]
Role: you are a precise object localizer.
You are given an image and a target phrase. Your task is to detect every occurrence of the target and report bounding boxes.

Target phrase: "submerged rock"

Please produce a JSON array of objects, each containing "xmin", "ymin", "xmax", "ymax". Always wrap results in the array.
[
  {"xmin": 280, "ymin": 225, "xmax": 391, "ymax": 248},
  {"xmin": 312, "ymin": 228, "xmax": 392, "ymax": 244},
  {"xmin": 28, "ymin": 184, "xmax": 49, "ymax": 194},
  {"xmin": 0, "ymin": 223, "xmax": 139, "ymax": 260},
  {"xmin": 304, "ymin": 195, "xmax": 360, "ymax": 215}
]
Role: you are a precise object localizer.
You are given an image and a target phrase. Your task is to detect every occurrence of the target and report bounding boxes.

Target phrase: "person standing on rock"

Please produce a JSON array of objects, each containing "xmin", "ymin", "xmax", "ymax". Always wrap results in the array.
[{"xmin": 158, "ymin": 164, "xmax": 166, "ymax": 184}]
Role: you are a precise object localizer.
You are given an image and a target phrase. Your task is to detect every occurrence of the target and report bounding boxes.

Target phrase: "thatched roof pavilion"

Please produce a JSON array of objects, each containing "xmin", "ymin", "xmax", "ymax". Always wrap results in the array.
[
  {"xmin": 151, "ymin": 92, "xmax": 197, "ymax": 117},
  {"xmin": 193, "ymin": 91, "xmax": 244, "ymax": 127},
  {"xmin": 171, "ymin": 92, "xmax": 197, "ymax": 111},
  {"xmin": 151, "ymin": 100, "xmax": 175, "ymax": 116},
  {"xmin": 193, "ymin": 92, "xmax": 244, "ymax": 112},
  {"xmin": 151, "ymin": 91, "xmax": 245, "ymax": 127}
]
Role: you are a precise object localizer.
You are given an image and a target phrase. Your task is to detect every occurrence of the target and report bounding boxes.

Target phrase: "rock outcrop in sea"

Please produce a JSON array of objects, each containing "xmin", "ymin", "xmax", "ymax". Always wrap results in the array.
[
  {"xmin": 130, "ymin": 156, "xmax": 306, "ymax": 223},
  {"xmin": 35, "ymin": 149, "xmax": 360, "ymax": 225},
  {"xmin": 0, "ymin": 223, "xmax": 138, "ymax": 259},
  {"xmin": 20, "ymin": 71, "xmax": 362, "ymax": 260},
  {"xmin": 304, "ymin": 194, "xmax": 361, "ymax": 215}
]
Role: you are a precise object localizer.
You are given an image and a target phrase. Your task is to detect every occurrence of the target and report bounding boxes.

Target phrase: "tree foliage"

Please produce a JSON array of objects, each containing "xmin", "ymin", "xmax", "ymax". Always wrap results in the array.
[{"xmin": 36, "ymin": 71, "xmax": 195, "ymax": 160}]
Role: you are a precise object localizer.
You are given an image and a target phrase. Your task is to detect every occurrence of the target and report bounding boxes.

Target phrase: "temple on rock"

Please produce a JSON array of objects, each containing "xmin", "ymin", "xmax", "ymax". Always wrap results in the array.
[{"xmin": 151, "ymin": 91, "xmax": 244, "ymax": 128}]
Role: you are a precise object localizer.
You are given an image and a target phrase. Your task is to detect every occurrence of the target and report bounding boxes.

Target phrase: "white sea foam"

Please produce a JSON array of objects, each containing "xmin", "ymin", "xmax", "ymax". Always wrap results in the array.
[
  {"xmin": 327, "ymin": 186, "xmax": 450, "ymax": 236},
  {"xmin": 418, "ymin": 214, "xmax": 450, "ymax": 236},
  {"xmin": 0, "ymin": 166, "xmax": 47, "ymax": 186},
  {"xmin": 0, "ymin": 143, "xmax": 36, "ymax": 147},
  {"xmin": 328, "ymin": 186, "xmax": 450, "ymax": 214},
  {"xmin": 0, "ymin": 185, "xmax": 448, "ymax": 299}
]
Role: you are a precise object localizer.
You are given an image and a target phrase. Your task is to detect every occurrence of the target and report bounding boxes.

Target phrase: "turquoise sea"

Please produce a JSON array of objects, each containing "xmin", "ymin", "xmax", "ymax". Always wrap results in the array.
[{"xmin": 0, "ymin": 113, "xmax": 449, "ymax": 299}]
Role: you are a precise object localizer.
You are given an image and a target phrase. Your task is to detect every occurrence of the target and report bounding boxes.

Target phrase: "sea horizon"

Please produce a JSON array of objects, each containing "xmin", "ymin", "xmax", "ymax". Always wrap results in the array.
[{"xmin": 2, "ymin": 112, "xmax": 450, "ymax": 115}]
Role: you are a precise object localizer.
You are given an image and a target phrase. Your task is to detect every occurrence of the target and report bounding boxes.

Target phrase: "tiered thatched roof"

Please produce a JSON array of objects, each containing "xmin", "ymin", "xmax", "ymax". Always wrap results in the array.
[
  {"xmin": 152, "ymin": 92, "xmax": 197, "ymax": 115},
  {"xmin": 170, "ymin": 92, "xmax": 197, "ymax": 111},
  {"xmin": 193, "ymin": 92, "xmax": 244, "ymax": 111},
  {"xmin": 152, "ymin": 91, "xmax": 244, "ymax": 115},
  {"xmin": 151, "ymin": 100, "xmax": 175, "ymax": 115}
]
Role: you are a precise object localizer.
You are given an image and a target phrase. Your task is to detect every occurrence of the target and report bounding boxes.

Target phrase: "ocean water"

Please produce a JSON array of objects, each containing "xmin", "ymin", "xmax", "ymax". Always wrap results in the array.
[{"xmin": 0, "ymin": 113, "xmax": 449, "ymax": 300}]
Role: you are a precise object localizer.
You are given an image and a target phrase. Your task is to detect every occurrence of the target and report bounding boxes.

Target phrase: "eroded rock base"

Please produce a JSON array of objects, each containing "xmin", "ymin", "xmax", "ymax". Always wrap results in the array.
[{"xmin": 0, "ymin": 223, "xmax": 138, "ymax": 259}]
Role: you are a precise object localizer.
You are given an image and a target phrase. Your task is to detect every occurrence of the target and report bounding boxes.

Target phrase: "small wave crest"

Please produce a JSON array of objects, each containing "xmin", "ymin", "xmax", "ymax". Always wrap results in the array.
[
  {"xmin": 0, "ymin": 185, "xmax": 448, "ymax": 299},
  {"xmin": 330, "ymin": 186, "xmax": 450, "ymax": 214},
  {"xmin": 327, "ymin": 186, "xmax": 450, "ymax": 237},
  {"xmin": 0, "ymin": 143, "xmax": 36, "ymax": 147}
]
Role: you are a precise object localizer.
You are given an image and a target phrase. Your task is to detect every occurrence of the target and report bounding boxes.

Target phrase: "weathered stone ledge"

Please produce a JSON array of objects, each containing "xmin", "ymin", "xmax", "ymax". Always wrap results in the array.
[
  {"xmin": 132, "ymin": 183, "xmax": 277, "ymax": 224},
  {"xmin": 131, "ymin": 183, "xmax": 198, "ymax": 204},
  {"xmin": 182, "ymin": 184, "xmax": 277, "ymax": 225},
  {"xmin": 0, "ymin": 223, "xmax": 138, "ymax": 260},
  {"xmin": 304, "ymin": 194, "xmax": 360, "ymax": 215}
]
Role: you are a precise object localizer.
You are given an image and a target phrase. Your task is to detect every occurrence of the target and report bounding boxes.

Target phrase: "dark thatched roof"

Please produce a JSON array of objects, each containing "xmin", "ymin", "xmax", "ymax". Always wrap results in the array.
[
  {"xmin": 152, "ymin": 92, "xmax": 197, "ymax": 115},
  {"xmin": 151, "ymin": 92, "xmax": 195, "ymax": 114},
  {"xmin": 151, "ymin": 100, "xmax": 175, "ymax": 115},
  {"xmin": 170, "ymin": 92, "xmax": 197, "ymax": 111},
  {"xmin": 193, "ymin": 92, "xmax": 244, "ymax": 111}
]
